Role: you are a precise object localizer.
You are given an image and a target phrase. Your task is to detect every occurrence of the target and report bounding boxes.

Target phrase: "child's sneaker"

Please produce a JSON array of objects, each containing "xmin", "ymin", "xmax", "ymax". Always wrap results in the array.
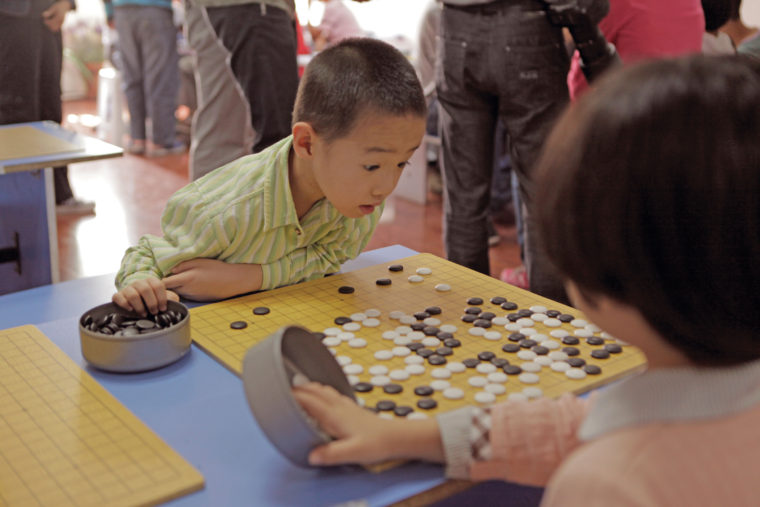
[
  {"xmin": 500, "ymin": 265, "xmax": 528, "ymax": 289},
  {"xmin": 56, "ymin": 197, "xmax": 96, "ymax": 215},
  {"xmin": 148, "ymin": 141, "xmax": 186, "ymax": 157}
]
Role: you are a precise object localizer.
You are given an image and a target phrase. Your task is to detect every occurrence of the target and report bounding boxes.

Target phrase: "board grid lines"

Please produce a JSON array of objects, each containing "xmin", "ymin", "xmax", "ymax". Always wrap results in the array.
[
  {"xmin": 190, "ymin": 254, "xmax": 646, "ymax": 417},
  {"xmin": 0, "ymin": 325, "xmax": 204, "ymax": 507}
]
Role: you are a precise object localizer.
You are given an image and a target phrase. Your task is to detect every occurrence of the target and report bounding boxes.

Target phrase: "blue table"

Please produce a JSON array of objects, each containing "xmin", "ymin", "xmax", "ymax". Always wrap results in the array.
[{"xmin": 0, "ymin": 245, "xmax": 461, "ymax": 506}]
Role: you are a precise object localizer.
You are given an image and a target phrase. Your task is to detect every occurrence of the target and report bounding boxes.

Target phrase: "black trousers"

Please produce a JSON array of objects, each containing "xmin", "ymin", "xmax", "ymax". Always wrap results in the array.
[
  {"xmin": 205, "ymin": 2, "xmax": 299, "ymax": 153},
  {"xmin": 0, "ymin": 0, "xmax": 73, "ymax": 203}
]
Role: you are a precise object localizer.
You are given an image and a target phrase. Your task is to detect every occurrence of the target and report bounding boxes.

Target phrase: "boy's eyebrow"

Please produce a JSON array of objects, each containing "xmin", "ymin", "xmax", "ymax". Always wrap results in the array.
[{"xmin": 364, "ymin": 144, "xmax": 421, "ymax": 154}]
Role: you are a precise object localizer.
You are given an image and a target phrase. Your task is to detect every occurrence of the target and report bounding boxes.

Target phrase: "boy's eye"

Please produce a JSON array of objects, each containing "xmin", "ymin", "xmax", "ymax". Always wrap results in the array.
[
  {"xmin": 363, "ymin": 164, "xmax": 380, "ymax": 171},
  {"xmin": 397, "ymin": 161, "xmax": 410, "ymax": 169}
]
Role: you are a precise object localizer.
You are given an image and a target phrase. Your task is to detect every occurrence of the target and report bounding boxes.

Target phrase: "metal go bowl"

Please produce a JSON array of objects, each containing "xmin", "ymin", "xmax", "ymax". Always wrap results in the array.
[
  {"xmin": 242, "ymin": 325, "xmax": 355, "ymax": 468},
  {"xmin": 79, "ymin": 301, "xmax": 191, "ymax": 373}
]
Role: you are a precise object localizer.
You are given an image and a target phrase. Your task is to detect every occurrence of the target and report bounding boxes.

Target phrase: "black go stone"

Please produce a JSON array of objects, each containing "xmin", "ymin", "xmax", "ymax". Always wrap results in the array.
[
  {"xmin": 558, "ymin": 313, "xmax": 575, "ymax": 322},
  {"xmin": 490, "ymin": 296, "xmax": 507, "ymax": 305},
  {"xmin": 383, "ymin": 384, "xmax": 403, "ymax": 394},
  {"xmin": 587, "ymin": 336, "xmax": 605, "ymax": 346},
  {"xmin": 604, "ymin": 343, "xmax": 623, "ymax": 354},
  {"xmin": 423, "ymin": 326, "xmax": 440, "ymax": 336},
  {"xmin": 436, "ymin": 346, "xmax": 453, "ymax": 356},
  {"xmin": 591, "ymin": 349, "xmax": 610, "ymax": 359},
  {"xmin": 467, "ymin": 297, "xmax": 484, "ymax": 306},
  {"xmin": 388, "ymin": 264, "xmax": 404, "ymax": 272},
  {"xmin": 517, "ymin": 309, "xmax": 533, "ymax": 318},
  {"xmin": 376, "ymin": 278, "xmax": 392, "ymax": 286},
  {"xmin": 414, "ymin": 385, "xmax": 434, "ymax": 396},
  {"xmin": 414, "ymin": 312, "xmax": 430, "ymax": 321},
  {"xmin": 407, "ymin": 342, "xmax": 424, "ymax": 351},
  {"xmin": 519, "ymin": 339, "xmax": 537, "ymax": 348},
  {"xmin": 491, "ymin": 357, "xmax": 510, "ymax": 368},
  {"xmin": 507, "ymin": 313, "xmax": 521, "ymax": 322},
  {"xmin": 584, "ymin": 365, "xmax": 602, "ymax": 375},
  {"xmin": 508, "ymin": 332, "xmax": 526, "ymax": 342},
  {"xmin": 437, "ymin": 331, "xmax": 454, "ymax": 340},
  {"xmin": 562, "ymin": 335, "xmax": 580, "ymax": 345},
  {"xmin": 394, "ymin": 406, "xmax": 414, "ymax": 417},
  {"xmin": 567, "ymin": 357, "xmax": 586, "ymax": 367},
  {"xmin": 428, "ymin": 354, "xmax": 447, "ymax": 365},
  {"xmin": 252, "ymin": 306, "xmax": 270, "ymax": 315},
  {"xmin": 461, "ymin": 314, "xmax": 477, "ymax": 323},
  {"xmin": 562, "ymin": 346, "xmax": 580, "ymax": 356},
  {"xmin": 501, "ymin": 301, "xmax": 518, "ymax": 311},
  {"xmin": 502, "ymin": 343, "xmax": 520, "ymax": 353},
  {"xmin": 465, "ymin": 306, "xmax": 482, "ymax": 315},
  {"xmin": 376, "ymin": 400, "xmax": 396, "ymax": 411},
  {"xmin": 353, "ymin": 382, "xmax": 373, "ymax": 393},
  {"xmin": 531, "ymin": 345, "xmax": 549, "ymax": 355},
  {"xmin": 503, "ymin": 365, "xmax": 523, "ymax": 375},
  {"xmin": 546, "ymin": 310, "xmax": 561, "ymax": 318},
  {"xmin": 477, "ymin": 351, "xmax": 496, "ymax": 361},
  {"xmin": 334, "ymin": 316, "xmax": 352, "ymax": 325},
  {"xmin": 230, "ymin": 321, "xmax": 247, "ymax": 330},
  {"xmin": 425, "ymin": 306, "xmax": 442, "ymax": 315},
  {"xmin": 462, "ymin": 358, "xmax": 480, "ymax": 368},
  {"xmin": 474, "ymin": 319, "xmax": 492, "ymax": 328},
  {"xmin": 443, "ymin": 338, "xmax": 461, "ymax": 348},
  {"xmin": 479, "ymin": 312, "xmax": 496, "ymax": 321},
  {"xmin": 417, "ymin": 398, "xmax": 438, "ymax": 410},
  {"xmin": 417, "ymin": 348, "xmax": 434, "ymax": 358},
  {"xmin": 411, "ymin": 322, "xmax": 426, "ymax": 331},
  {"xmin": 338, "ymin": 286, "xmax": 355, "ymax": 294}
]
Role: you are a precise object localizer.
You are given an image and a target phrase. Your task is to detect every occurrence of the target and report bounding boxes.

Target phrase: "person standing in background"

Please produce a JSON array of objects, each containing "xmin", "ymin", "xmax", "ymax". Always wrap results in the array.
[
  {"xmin": 0, "ymin": 0, "xmax": 96, "ymax": 215},
  {"xmin": 307, "ymin": 0, "xmax": 365, "ymax": 51},
  {"xmin": 104, "ymin": 0, "xmax": 184, "ymax": 157},
  {"xmin": 701, "ymin": 0, "xmax": 735, "ymax": 55}
]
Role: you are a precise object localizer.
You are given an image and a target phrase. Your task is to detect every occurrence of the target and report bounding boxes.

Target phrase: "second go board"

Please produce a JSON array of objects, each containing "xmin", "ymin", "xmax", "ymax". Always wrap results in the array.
[{"xmin": 190, "ymin": 253, "xmax": 647, "ymax": 418}]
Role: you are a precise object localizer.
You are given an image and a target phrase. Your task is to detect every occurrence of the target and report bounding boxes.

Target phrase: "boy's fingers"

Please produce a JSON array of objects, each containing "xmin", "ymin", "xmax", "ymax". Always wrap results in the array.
[
  {"xmin": 146, "ymin": 278, "xmax": 167, "ymax": 312},
  {"xmin": 309, "ymin": 439, "xmax": 365, "ymax": 467},
  {"xmin": 162, "ymin": 272, "xmax": 189, "ymax": 290},
  {"xmin": 293, "ymin": 387, "xmax": 338, "ymax": 429},
  {"xmin": 166, "ymin": 290, "xmax": 180, "ymax": 302},
  {"xmin": 112, "ymin": 292, "xmax": 133, "ymax": 312}
]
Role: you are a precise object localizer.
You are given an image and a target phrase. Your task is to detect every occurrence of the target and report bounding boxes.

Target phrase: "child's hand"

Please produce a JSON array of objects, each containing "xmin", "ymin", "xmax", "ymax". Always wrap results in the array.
[
  {"xmin": 41, "ymin": 0, "xmax": 71, "ymax": 32},
  {"xmin": 112, "ymin": 276, "xmax": 179, "ymax": 316},
  {"xmin": 162, "ymin": 259, "xmax": 263, "ymax": 301}
]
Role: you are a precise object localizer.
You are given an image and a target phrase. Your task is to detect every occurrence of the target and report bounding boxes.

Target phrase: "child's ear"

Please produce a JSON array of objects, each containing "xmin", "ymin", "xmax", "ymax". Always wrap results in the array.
[{"xmin": 292, "ymin": 122, "xmax": 316, "ymax": 159}]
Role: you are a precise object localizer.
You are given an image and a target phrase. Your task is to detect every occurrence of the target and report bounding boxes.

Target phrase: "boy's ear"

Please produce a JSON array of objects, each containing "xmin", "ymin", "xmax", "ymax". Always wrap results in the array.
[{"xmin": 292, "ymin": 122, "xmax": 316, "ymax": 159}]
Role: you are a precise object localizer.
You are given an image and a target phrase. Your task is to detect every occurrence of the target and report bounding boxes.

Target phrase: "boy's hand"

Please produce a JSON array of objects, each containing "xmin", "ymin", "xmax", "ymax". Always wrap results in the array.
[
  {"xmin": 112, "ymin": 276, "xmax": 179, "ymax": 316},
  {"xmin": 293, "ymin": 383, "xmax": 445, "ymax": 466},
  {"xmin": 162, "ymin": 259, "xmax": 263, "ymax": 301},
  {"xmin": 41, "ymin": 0, "xmax": 71, "ymax": 32}
]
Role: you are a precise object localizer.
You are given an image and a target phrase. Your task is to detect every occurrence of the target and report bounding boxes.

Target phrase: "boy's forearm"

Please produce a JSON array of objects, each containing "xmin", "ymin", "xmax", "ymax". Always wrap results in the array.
[
  {"xmin": 390, "ymin": 418, "xmax": 445, "ymax": 464},
  {"xmin": 228, "ymin": 263, "xmax": 263, "ymax": 294}
]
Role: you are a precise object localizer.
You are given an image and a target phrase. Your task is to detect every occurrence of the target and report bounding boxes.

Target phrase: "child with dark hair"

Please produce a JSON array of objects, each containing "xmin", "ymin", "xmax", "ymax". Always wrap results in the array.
[
  {"xmin": 293, "ymin": 55, "xmax": 760, "ymax": 505},
  {"xmin": 113, "ymin": 38, "xmax": 426, "ymax": 315},
  {"xmin": 701, "ymin": 0, "xmax": 736, "ymax": 54}
]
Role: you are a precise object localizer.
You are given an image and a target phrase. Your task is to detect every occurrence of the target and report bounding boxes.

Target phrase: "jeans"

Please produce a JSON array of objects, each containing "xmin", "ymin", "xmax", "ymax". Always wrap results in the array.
[{"xmin": 436, "ymin": 0, "xmax": 570, "ymax": 303}]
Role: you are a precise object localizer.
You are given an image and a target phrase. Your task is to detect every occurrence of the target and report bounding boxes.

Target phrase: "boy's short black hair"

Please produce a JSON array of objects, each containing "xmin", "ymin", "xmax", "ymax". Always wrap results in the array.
[
  {"xmin": 536, "ymin": 55, "xmax": 760, "ymax": 366},
  {"xmin": 702, "ymin": 0, "xmax": 733, "ymax": 31},
  {"xmin": 292, "ymin": 38, "xmax": 426, "ymax": 142},
  {"xmin": 729, "ymin": 0, "xmax": 742, "ymax": 21}
]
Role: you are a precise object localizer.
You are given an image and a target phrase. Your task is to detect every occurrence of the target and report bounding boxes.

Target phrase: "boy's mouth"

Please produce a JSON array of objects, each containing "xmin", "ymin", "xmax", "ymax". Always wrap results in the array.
[{"xmin": 359, "ymin": 205, "xmax": 376, "ymax": 215}]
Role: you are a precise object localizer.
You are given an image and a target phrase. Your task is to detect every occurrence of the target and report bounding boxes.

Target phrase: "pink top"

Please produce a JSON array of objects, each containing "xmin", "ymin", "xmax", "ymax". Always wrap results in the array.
[
  {"xmin": 568, "ymin": 0, "xmax": 705, "ymax": 99},
  {"xmin": 318, "ymin": 0, "xmax": 364, "ymax": 46}
]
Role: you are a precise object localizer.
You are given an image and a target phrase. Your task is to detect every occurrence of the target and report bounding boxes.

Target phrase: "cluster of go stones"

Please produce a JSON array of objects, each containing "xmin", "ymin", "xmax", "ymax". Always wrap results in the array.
[{"xmin": 81, "ymin": 310, "xmax": 185, "ymax": 336}]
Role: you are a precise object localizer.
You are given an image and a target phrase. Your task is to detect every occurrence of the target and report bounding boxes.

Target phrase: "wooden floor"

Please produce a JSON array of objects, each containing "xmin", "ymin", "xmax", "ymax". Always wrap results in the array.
[{"xmin": 57, "ymin": 100, "xmax": 521, "ymax": 283}]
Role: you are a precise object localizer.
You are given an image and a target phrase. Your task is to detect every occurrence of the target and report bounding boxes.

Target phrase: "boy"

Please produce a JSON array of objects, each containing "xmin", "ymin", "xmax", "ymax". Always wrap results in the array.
[{"xmin": 113, "ymin": 38, "xmax": 426, "ymax": 316}]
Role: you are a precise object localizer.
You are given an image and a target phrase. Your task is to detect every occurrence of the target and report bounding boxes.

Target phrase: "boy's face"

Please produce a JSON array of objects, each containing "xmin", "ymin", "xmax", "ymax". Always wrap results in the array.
[{"xmin": 311, "ymin": 111, "xmax": 426, "ymax": 218}]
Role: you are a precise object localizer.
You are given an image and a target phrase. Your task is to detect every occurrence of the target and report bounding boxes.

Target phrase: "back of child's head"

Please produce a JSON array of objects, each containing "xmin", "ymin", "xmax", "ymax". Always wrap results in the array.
[
  {"xmin": 292, "ymin": 37, "xmax": 426, "ymax": 142},
  {"xmin": 702, "ymin": 0, "xmax": 733, "ymax": 32},
  {"xmin": 536, "ymin": 55, "xmax": 760, "ymax": 366}
]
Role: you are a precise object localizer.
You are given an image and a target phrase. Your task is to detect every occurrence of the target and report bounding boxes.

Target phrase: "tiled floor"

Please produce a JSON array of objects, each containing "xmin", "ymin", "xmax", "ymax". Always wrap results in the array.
[{"xmin": 57, "ymin": 100, "xmax": 521, "ymax": 283}]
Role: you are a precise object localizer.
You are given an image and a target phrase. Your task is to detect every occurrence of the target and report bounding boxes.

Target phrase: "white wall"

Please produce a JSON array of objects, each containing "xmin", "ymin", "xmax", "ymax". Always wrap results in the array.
[{"xmin": 742, "ymin": 1, "xmax": 760, "ymax": 25}]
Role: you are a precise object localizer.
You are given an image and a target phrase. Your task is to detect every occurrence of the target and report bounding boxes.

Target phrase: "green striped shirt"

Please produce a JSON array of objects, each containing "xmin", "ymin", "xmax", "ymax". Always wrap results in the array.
[{"xmin": 115, "ymin": 136, "xmax": 382, "ymax": 291}]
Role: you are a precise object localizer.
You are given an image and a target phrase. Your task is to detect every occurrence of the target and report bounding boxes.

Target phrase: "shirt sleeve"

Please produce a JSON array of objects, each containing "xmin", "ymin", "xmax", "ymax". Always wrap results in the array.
[
  {"xmin": 115, "ymin": 182, "xmax": 236, "ymax": 289},
  {"xmin": 258, "ymin": 205, "xmax": 381, "ymax": 290}
]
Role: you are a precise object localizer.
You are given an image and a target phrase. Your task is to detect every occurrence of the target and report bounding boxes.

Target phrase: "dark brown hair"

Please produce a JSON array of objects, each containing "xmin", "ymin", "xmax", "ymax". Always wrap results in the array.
[
  {"xmin": 536, "ymin": 55, "xmax": 760, "ymax": 366},
  {"xmin": 292, "ymin": 38, "xmax": 426, "ymax": 142}
]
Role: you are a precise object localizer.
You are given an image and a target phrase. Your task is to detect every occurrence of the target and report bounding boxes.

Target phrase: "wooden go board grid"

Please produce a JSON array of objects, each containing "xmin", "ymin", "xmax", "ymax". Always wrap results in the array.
[
  {"xmin": 190, "ymin": 253, "xmax": 647, "ymax": 417},
  {"xmin": 0, "ymin": 325, "xmax": 204, "ymax": 507}
]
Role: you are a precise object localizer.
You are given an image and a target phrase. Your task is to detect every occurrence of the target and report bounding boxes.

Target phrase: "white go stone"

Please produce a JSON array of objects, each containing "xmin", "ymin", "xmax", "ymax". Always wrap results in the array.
[
  {"xmin": 431, "ymin": 368, "xmax": 452, "ymax": 379},
  {"xmin": 440, "ymin": 324, "xmax": 458, "ymax": 333},
  {"xmin": 393, "ymin": 336, "xmax": 412, "ymax": 346},
  {"xmin": 521, "ymin": 362, "xmax": 542, "ymax": 373},
  {"xmin": 374, "ymin": 350, "xmax": 394, "ymax": 361},
  {"xmin": 484, "ymin": 331, "xmax": 502, "ymax": 341},
  {"xmin": 365, "ymin": 309, "xmax": 382, "ymax": 318},
  {"xmin": 370, "ymin": 375, "xmax": 391, "ymax": 386},
  {"xmin": 407, "ymin": 331, "xmax": 426, "ymax": 341},
  {"xmin": 468, "ymin": 376, "xmax": 488, "ymax": 387},
  {"xmin": 475, "ymin": 392, "xmax": 496, "ymax": 404},
  {"xmin": 518, "ymin": 372, "xmax": 540, "ymax": 384},
  {"xmin": 369, "ymin": 365, "xmax": 389, "ymax": 375},
  {"xmin": 434, "ymin": 283, "xmax": 451, "ymax": 292},
  {"xmin": 323, "ymin": 327, "xmax": 341, "ymax": 336},
  {"xmin": 566, "ymin": 368, "xmax": 587, "ymax": 380},
  {"xmin": 586, "ymin": 324, "xmax": 602, "ymax": 333},
  {"xmin": 550, "ymin": 329, "xmax": 570, "ymax": 338},
  {"xmin": 550, "ymin": 361, "xmax": 571, "ymax": 372},
  {"xmin": 517, "ymin": 350, "xmax": 537, "ymax": 361},
  {"xmin": 522, "ymin": 387, "xmax": 543, "ymax": 399},
  {"xmin": 505, "ymin": 323, "xmax": 522, "ymax": 332},
  {"xmin": 422, "ymin": 337, "xmax": 441, "ymax": 347},
  {"xmin": 492, "ymin": 317, "xmax": 509, "ymax": 326},
  {"xmin": 443, "ymin": 387, "xmax": 465, "ymax": 400},
  {"xmin": 534, "ymin": 356, "xmax": 552, "ymax": 366},
  {"xmin": 520, "ymin": 328, "xmax": 537, "ymax": 336},
  {"xmin": 347, "ymin": 375, "xmax": 360, "ymax": 386},
  {"xmin": 476, "ymin": 363, "xmax": 497, "ymax": 374},
  {"xmin": 508, "ymin": 393, "xmax": 528, "ymax": 402},
  {"xmin": 407, "ymin": 412, "xmax": 429, "ymax": 420},
  {"xmin": 516, "ymin": 318, "xmax": 535, "ymax": 328},
  {"xmin": 531, "ymin": 333, "xmax": 548, "ymax": 342},
  {"xmin": 343, "ymin": 364, "xmax": 364, "ymax": 375},
  {"xmin": 408, "ymin": 275, "xmax": 424, "ymax": 283},
  {"xmin": 378, "ymin": 413, "xmax": 394, "ymax": 420},
  {"xmin": 423, "ymin": 317, "xmax": 441, "ymax": 326},
  {"xmin": 335, "ymin": 355, "xmax": 352, "ymax": 366},
  {"xmin": 543, "ymin": 318, "xmax": 562, "ymax": 327},
  {"xmin": 400, "ymin": 315, "xmax": 417, "ymax": 325},
  {"xmin": 389, "ymin": 369, "xmax": 410, "ymax": 381},
  {"xmin": 416, "ymin": 267, "xmax": 432, "ymax": 275},
  {"xmin": 392, "ymin": 346, "xmax": 411, "ymax": 357},
  {"xmin": 531, "ymin": 313, "xmax": 548, "ymax": 322},
  {"xmin": 343, "ymin": 322, "xmax": 361, "ymax": 332},
  {"xmin": 328, "ymin": 348, "xmax": 337, "ymax": 356},
  {"xmin": 600, "ymin": 331, "xmax": 615, "ymax": 340},
  {"xmin": 548, "ymin": 351, "xmax": 569, "ymax": 361},
  {"xmin": 404, "ymin": 355, "xmax": 424, "ymax": 365},
  {"xmin": 484, "ymin": 383, "xmax": 507, "ymax": 395},
  {"xmin": 382, "ymin": 330, "xmax": 399, "ymax": 341},
  {"xmin": 322, "ymin": 336, "xmax": 341, "ymax": 347},
  {"xmin": 469, "ymin": 327, "xmax": 486, "ymax": 337},
  {"xmin": 337, "ymin": 332, "xmax": 355, "ymax": 342},
  {"xmin": 347, "ymin": 338, "xmax": 367, "ymax": 348},
  {"xmin": 570, "ymin": 319, "xmax": 588, "ymax": 328},
  {"xmin": 430, "ymin": 380, "xmax": 451, "ymax": 391},
  {"xmin": 350, "ymin": 313, "xmax": 367, "ymax": 321},
  {"xmin": 446, "ymin": 362, "xmax": 466, "ymax": 373},
  {"xmin": 363, "ymin": 318, "xmax": 381, "ymax": 328},
  {"xmin": 395, "ymin": 325, "xmax": 412, "ymax": 335},
  {"xmin": 540, "ymin": 340, "xmax": 560, "ymax": 350},
  {"xmin": 389, "ymin": 310, "xmax": 406, "ymax": 320},
  {"xmin": 487, "ymin": 372, "xmax": 508, "ymax": 383},
  {"xmin": 529, "ymin": 305, "xmax": 548, "ymax": 314},
  {"xmin": 573, "ymin": 329, "xmax": 593, "ymax": 338},
  {"xmin": 406, "ymin": 364, "xmax": 426, "ymax": 375}
]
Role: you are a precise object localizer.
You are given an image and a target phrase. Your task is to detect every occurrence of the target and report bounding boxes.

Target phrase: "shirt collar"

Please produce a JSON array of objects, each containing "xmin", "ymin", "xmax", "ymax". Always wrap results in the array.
[{"xmin": 579, "ymin": 357, "xmax": 760, "ymax": 441}]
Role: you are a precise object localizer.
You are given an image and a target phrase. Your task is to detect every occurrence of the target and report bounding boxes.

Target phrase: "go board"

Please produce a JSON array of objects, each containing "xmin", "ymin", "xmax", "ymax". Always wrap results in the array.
[
  {"xmin": 0, "ymin": 325, "xmax": 204, "ymax": 506},
  {"xmin": 190, "ymin": 253, "xmax": 647, "ymax": 418}
]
